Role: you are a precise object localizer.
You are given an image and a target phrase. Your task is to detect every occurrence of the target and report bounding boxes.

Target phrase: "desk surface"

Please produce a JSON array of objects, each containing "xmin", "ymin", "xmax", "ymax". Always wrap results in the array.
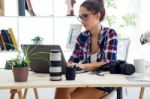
[{"xmin": 0, "ymin": 69, "xmax": 150, "ymax": 89}]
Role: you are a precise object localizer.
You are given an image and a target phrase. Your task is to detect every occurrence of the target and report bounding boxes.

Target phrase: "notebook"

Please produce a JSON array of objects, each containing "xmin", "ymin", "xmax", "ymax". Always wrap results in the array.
[
  {"xmin": 21, "ymin": 44, "xmax": 67, "ymax": 73},
  {"xmin": 126, "ymin": 75, "xmax": 150, "ymax": 82}
]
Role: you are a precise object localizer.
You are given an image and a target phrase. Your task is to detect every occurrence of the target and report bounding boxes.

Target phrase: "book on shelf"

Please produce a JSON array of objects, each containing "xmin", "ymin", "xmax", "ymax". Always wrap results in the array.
[
  {"xmin": 5, "ymin": 30, "xmax": 15, "ymax": 50},
  {"xmin": 0, "ymin": 32, "xmax": 2, "ymax": 50},
  {"xmin": 0, "ymin": 31, "xmax": 6, "ymax": 50},
  {"xmin": 0, "ymin": 28, "xmax": 17, "ymax": 51},
  {"xmin": 25, "ymin": 0, "xmax": 36, "ymax": 16},
  {"xmin": 18, "ymin": 0, "xmax": 25, "ymax": 16},
  {"xmin": 0, "ymin": 32, "xmax": 4, "ymax": 50},
  {"xmin": 8, "ymin": 28, "xmax": 18, "ymax": 50},
  {"xmin": 1, "ymin": 30, "xmax": 10, "ymax": 50}
]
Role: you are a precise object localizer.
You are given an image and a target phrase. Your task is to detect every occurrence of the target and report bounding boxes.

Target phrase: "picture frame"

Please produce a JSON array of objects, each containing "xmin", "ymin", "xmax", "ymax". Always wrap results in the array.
[{"xmin": 66, "ymin": 24, "xmax": 82, "ymax": 49}]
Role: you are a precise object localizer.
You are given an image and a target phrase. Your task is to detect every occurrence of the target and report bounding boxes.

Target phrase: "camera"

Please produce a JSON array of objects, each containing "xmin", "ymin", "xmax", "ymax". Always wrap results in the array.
[{"xmin": 97, "ymin": 60, "xmax": 135, "ymax": 75}]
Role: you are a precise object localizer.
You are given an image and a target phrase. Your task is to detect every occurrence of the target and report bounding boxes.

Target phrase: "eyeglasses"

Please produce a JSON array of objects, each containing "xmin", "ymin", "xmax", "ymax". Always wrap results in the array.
[{"xmin": 77, "ymin": 13, "xmax": 92, "ymax": 21}]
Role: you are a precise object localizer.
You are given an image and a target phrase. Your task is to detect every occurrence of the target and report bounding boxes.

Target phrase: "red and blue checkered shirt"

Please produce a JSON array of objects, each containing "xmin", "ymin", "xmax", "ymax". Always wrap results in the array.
[{"xmin": 68, "ymin": 26, "xmax": 118, "ymax": 63}]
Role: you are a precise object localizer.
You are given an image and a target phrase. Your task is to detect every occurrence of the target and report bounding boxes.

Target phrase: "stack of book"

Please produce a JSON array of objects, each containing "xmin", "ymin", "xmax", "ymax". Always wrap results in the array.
[{"xmin": 0, "ymin": 28, "xmax": 18, "ymax": 51}]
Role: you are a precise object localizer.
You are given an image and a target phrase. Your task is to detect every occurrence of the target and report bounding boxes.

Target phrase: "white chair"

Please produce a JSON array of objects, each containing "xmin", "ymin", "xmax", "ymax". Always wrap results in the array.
[
  {"xmin": 117, "ymin": 38, "xmax": 130, "ymax": 61},
  {"xmin": 102, "ymin": 38, "xmax": 130, "ymax": 99}
]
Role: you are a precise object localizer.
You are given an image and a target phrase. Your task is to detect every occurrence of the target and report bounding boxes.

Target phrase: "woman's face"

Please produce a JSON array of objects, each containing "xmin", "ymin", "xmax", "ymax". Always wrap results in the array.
[{"xmin": 78, "ymin": 7, "xmax": 100, "ymax": 30}]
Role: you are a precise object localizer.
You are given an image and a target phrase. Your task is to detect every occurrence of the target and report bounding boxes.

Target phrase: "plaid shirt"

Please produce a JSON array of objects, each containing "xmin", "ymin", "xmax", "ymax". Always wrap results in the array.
[{"xmin": 68, "ymin": 26, "xmax": 118, "ymax": 63}]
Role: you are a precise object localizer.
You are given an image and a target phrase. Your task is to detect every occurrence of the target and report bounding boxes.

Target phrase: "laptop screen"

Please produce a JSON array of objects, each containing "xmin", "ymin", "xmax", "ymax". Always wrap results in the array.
[{"xmin": 21, "ymin": 44, "xmax": 67, "ymax": 73}]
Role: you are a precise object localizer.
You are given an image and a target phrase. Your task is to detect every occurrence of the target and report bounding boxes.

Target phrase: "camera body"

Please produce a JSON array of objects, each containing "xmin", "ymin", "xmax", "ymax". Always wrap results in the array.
[{"xmin": 97, "ymin": 60, "xmax": 135, "ymax": 75}]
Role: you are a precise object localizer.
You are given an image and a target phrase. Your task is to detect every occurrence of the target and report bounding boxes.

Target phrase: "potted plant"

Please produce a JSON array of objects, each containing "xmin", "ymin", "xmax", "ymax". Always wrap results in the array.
[
  {"xmin": 31, "ymin": 36, "xmax": 43, "ymax": 45},
  {"xmin": 7, "ymin": 45, "xmax": 51, "ymax": 82},
  {"xmin": 7, "ymin": 46, "xmax": 30, "ymax": 82}
]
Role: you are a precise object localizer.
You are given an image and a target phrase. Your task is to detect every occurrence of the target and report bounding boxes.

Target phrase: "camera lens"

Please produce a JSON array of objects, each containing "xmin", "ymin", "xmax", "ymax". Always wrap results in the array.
[{"xmin": 121, "ymin": 64, "xmax": 135, "ymax": 75}]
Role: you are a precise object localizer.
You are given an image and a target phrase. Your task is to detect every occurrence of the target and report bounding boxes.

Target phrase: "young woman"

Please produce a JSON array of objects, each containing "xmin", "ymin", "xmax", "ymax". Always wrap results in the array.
[{"xmin": 55, "ymin": 0, "xmax": 118, "ymax": 99}]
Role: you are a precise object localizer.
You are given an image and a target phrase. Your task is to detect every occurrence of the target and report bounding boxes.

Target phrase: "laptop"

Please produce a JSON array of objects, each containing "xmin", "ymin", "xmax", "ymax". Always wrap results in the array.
[
  {"xmin": 21, "ymin": 44, "xmax": 67, "ymax": 74},
  {"xmin": 21, "ymin": 44, "xmax": 86, "ymax": 74}
]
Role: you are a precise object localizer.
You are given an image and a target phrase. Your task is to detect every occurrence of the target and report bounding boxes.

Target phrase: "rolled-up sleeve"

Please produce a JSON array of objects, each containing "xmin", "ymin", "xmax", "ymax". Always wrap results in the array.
[
  {"xmin": 104, "ymin": 29, "xmax": 118, "ymax": 62},
  {"xmin": 68, "ymin": 36, "xmax": 80, "ymax": 63}
]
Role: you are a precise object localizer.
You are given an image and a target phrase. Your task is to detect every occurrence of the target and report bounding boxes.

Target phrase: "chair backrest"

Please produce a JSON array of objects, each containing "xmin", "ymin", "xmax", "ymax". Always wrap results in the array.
[{"xmin": 117, "ymin": 38, "xmax": 130, "ymax": 61}]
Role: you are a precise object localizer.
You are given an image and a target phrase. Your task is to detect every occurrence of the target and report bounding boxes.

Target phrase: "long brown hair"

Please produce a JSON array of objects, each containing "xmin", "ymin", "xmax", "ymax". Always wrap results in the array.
[{"xmin": 80, "ymin": 0, "xmax": 105, "ymax": 21}]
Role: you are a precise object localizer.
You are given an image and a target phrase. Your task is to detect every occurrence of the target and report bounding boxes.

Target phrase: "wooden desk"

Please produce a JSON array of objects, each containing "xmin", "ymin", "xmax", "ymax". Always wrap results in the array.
[
  {"xmin": 0, "ymin": 70, "xmax": 150, "ymax": 99},
  {"xmin": 0, "ymin": 69, "xmax": 150, "ymax": 89}
]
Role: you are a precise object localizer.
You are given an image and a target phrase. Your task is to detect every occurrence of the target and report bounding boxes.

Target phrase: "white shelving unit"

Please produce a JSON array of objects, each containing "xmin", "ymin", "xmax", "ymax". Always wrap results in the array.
[{"xmin": 0, "ymin": 0, "xmax": 84, "ymax": 68}]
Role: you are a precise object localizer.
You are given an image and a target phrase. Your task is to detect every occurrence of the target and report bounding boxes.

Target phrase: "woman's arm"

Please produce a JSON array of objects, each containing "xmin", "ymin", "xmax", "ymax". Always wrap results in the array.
[
  {"xmin": 77, "ymin": 61, "xmax": 106, "ymax": 71},
  {"xmin": 103, "ymin": 29, "xmax": 118, "ymax": 62}
]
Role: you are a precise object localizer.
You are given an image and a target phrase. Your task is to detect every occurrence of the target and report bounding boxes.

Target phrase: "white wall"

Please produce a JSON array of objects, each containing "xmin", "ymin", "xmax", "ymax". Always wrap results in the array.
[
  {"xmin": 18, "ymin": 17, "xmax": 53, "ymax": 44},
  {"xmin": 4, "ymin": 0, "xmax": 17, "ymax": 16}
]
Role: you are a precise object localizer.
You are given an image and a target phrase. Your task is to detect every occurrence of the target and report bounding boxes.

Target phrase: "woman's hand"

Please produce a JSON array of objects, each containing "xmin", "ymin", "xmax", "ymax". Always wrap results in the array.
[
  {"xmin": 67, "ymin": 62, "xmax": 77, "ymax": 67},
  {"xmin": 67, "ymin": 61, "xmax": 106, "ymax": 71},
  {"xmin": 67, "ymin": 62, "xmax": 85, "ymax": 69},
  {"xmin": 75, "ymin": 64, "xmax": 85, "ymax": 69}
]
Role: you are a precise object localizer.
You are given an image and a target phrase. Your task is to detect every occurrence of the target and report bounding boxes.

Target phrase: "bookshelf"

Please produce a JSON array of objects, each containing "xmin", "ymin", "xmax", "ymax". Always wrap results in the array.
[{"xmin": 0, "ymin": 0, "xmax": 82, "ymax": 68}]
